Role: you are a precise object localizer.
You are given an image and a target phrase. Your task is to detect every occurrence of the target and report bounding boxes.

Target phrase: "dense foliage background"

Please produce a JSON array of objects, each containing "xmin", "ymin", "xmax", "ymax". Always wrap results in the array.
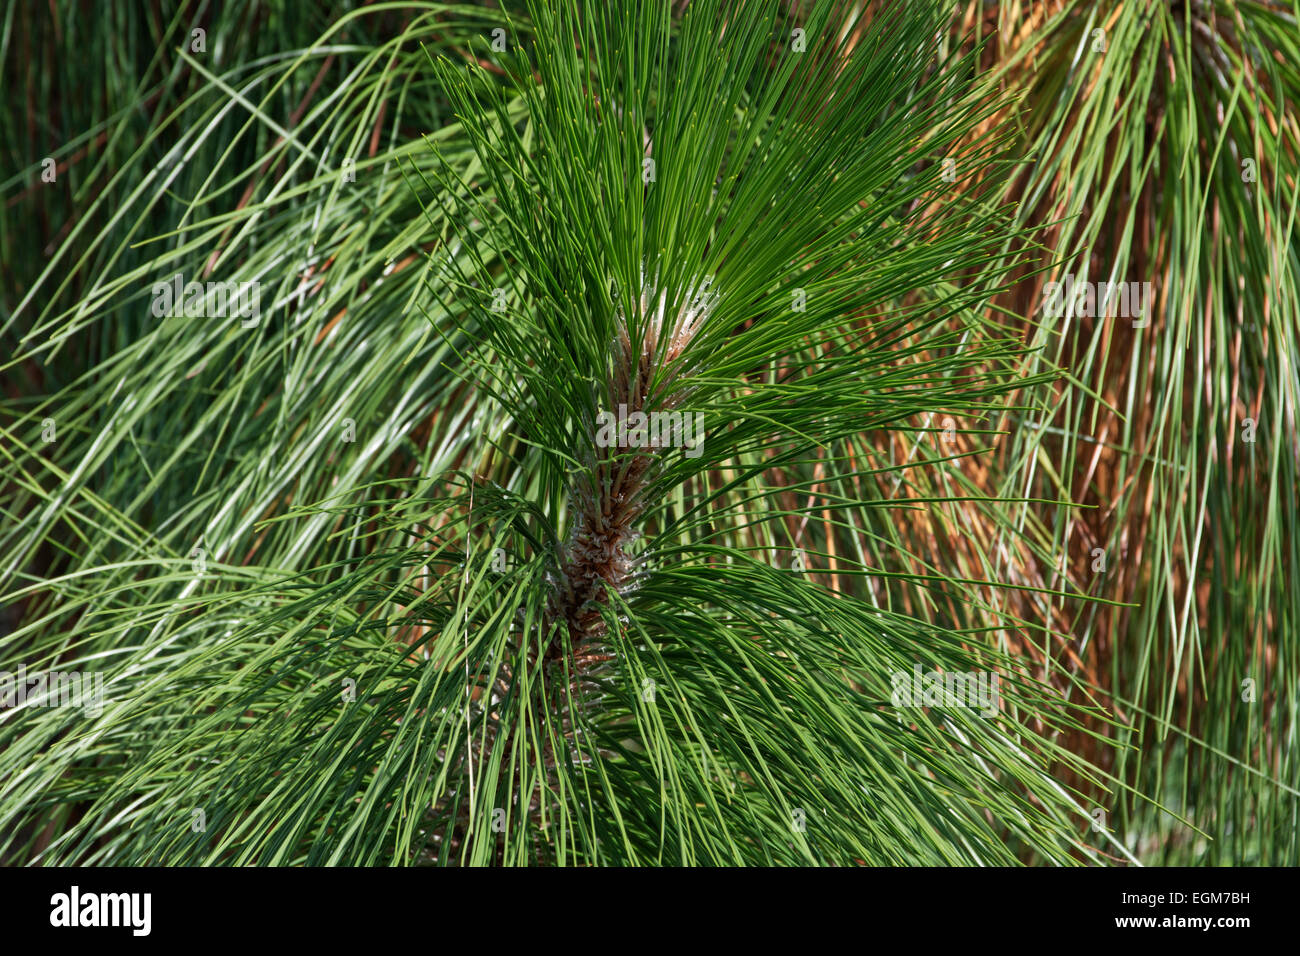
[{"xmin": 2, "ymin": 0, "xmax": 1296, "ymax": 865}]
